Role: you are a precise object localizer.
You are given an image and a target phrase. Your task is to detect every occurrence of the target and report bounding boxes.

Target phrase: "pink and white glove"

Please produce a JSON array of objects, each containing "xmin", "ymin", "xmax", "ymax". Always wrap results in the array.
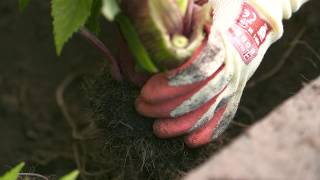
[{"xmin": 136, "ymin": 0, "xmax": 309, "ymax": 148}]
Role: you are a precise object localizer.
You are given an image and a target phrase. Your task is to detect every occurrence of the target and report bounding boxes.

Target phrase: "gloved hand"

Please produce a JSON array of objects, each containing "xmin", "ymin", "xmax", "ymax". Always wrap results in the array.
[{"xmin": 136, "ymin": 0, "xmax": 309, "ymax": 148}]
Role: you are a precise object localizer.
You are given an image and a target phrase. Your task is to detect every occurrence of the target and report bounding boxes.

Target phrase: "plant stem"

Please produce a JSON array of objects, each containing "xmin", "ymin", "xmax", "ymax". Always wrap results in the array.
[{"xmin": 78, "ymin": 27, "xmax": 123, "ymax": 81}]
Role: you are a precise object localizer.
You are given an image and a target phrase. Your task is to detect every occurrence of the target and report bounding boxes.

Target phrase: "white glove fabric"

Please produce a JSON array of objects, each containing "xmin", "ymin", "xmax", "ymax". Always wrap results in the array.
[{"xmin": 136, "ymin": 0, "xmax": 309, "ymax": 147}]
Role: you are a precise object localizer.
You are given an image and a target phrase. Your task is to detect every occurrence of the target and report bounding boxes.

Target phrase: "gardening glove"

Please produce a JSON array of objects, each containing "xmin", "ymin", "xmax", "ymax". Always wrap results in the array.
[{"xmin": 136, "ymin": 0, "xmax": 309, "ymax": 148}]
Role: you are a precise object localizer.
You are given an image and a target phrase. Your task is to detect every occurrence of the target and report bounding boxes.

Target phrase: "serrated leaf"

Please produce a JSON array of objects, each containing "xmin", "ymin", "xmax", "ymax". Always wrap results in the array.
[
  {"xmin": 19, "ymin": 0, "xmax": 31, "ymax": 12},
  {"xmin": 52, "ymin": 0, "xmax": 93, "ymax": 55},
  {"xmin": 86, "ymin": 0, "xmax": 102, "ymax": 35},
  {"xmin": 0, "ymin": 162, "xmax": 25, "ymax": 180},
  {"xmin": 102, "ymin": 0, "xmax": 120, "ymax": 21},
  {"xmin": 59, "ymin": 170, "xmax": 79, "ymax": 180}
]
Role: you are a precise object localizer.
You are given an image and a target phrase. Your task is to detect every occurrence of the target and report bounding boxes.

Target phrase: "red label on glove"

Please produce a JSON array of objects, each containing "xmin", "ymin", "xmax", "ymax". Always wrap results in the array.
[{"xmin": 228, "ymin": 2, "xmax": 271, "ymax": 64}]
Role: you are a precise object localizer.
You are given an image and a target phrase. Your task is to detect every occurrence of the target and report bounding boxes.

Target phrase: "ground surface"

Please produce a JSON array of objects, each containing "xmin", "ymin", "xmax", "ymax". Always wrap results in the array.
[
  {"xmin": 185, "ymin": 77, "xmax": 320, "ymax": 180},
  {"xmin": 0, "ymin": 0, "xmax": 319, "ymax": 179}
]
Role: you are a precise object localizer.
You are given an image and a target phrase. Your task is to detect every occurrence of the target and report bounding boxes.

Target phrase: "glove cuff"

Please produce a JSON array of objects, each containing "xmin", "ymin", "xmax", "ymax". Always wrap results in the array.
[{"xmin": 247, "ymin": 0, "xmax": 309, "ymax": 42}]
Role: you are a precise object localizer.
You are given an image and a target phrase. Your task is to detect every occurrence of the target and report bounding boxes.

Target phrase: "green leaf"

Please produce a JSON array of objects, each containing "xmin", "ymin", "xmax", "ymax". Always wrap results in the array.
[
  {"xmin": 0, "ymin": 162, "xmax": 25, "ymax": 180},
  {"xmin": 19, "ymin": 0, "xmax": 31, "ymax": 12},
  {"xmin": 59, "ymin": 170, "xmax": 80, "ymax": 180},
  {"xmin": 101, "ymin": 0, "xmax": 120, "ymax": 21},
  {"xmin": 86, "ymin": 0, "xmax": 102, "ymax": 35},
  {"xmin": 116, "ymin": 14, "xmax": 158, "ymax": 73},
  {"xmin": 52, "ymin": 0, "xmax": 93, "ymax": 55}
]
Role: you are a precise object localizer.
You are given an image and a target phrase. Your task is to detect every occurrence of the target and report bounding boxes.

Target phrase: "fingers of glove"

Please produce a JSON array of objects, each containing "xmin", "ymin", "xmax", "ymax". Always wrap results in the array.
[
  {"xmin": 211, "ymin": 92, "xmax": 242, "ymax": 140},
  {"xmin": 170, "ymin": 67, "xmax": 232, "ymax": 117},
  {"xmin": 139, "ymin": 71, "xmax": 210, "ymax": 104},
  {"xmin": 185, "ymin": 90, "xmax": 243, "ymax": 148},
  {"xmin": 136, "ymin": 95, "xmax": 188, "ymax": 118},
  {"xmin": 135, "ymin": 80, "xmax": 226, "ymax": 118},
  {"xmin": 139, "ymin": 63, "xmax": 224, "ymax": 106},
  {"xmin": 168, "ymin": 43, "xmax": 225, "ymax": 87},
  {"xmin": 140, "ymin": 42, "xmax": 224, "ymax": 104},
  {"xmin": 184, "ymin": 105, "xmax": 227, "ymax": 148},
  {"xmin": 140, "ymin": 32, "xmax": 225, "ymax": 104},
  {"xmin": 152, "ymin": 92, "xmax": 220, "ymax": 138}
]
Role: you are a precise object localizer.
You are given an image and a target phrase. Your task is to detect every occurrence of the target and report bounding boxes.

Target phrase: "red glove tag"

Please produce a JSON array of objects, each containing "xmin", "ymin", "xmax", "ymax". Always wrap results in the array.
[{"xmin": 228, "ymin": 2, "xmax": 271, "ymax": 64}]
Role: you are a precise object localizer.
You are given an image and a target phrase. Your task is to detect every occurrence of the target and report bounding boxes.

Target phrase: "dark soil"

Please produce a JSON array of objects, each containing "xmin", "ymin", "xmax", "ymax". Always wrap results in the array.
[{"xmin": 0, "ymin": 0, "xmax": 319, "ymax": 180}]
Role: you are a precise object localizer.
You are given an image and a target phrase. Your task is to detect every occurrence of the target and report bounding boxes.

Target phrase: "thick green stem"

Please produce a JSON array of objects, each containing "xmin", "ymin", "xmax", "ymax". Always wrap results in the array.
[{"xmin": 116, "ymin": 14, "xmax": 159, "ymax": 73}]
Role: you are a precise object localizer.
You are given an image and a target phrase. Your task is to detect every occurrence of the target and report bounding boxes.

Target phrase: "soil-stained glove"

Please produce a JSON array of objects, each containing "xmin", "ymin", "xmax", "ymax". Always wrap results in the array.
[{"xmin": 136, "ymin": 0, "xmax": 309, "ymax": 148}]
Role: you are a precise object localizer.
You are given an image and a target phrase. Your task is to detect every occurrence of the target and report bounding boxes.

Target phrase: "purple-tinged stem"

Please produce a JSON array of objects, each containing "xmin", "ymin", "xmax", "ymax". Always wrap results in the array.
[
  {"xmin": 78, "ymin": 27, "xmax": 123, "ymax": 81},
  {"xmin": 183, "ymin": 0, "xmax": 195, "ymax": 36}
]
